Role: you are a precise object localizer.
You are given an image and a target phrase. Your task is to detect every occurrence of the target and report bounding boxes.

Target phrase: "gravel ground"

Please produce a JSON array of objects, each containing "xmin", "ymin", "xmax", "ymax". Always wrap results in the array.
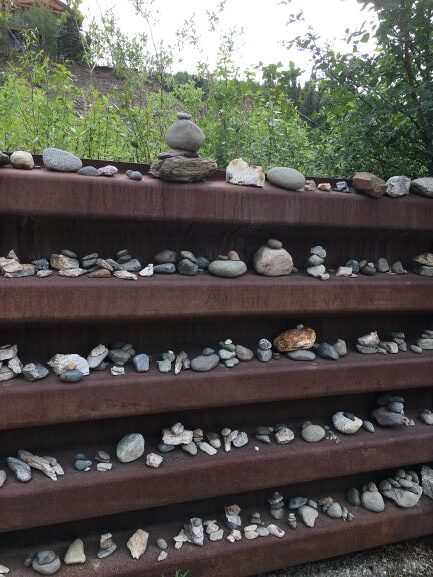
[{"xmin": 259, "ymin": 537, "xmax": 433, "ymax": 577}]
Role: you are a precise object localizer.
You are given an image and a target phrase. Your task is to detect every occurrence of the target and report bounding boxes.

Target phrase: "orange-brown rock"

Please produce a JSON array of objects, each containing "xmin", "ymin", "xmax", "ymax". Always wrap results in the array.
[
  {"xmin": 273, "ymin": 327, "xmax": 316, "ymax": 352},
  {"xmin": 352, "ymin": 172, "xmax": 386, "ymax": 198}
]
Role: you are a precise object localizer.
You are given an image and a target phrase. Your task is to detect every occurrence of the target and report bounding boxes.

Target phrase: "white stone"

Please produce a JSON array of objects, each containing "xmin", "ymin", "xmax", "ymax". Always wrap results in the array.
[
  {"xmin": 0, "ymin": 565, "xmax": 9, "ymax": 575},
  {"xmin": 267, "ymin": 524, "xmax": 285, "ymax": 537},
  {"xmin": 59, "ymin": 268, "xmax": 87, "ymax": 277},
  {"xmin": 114, "ymin": 270, "xmax": 137, "ymax": 280},
  {"xmin": 162, "ymin": 428, "xmax": 193, "ymax": 446},
  {"xmin": 198, "ymin": 442, "xmax": 217, "ymax": 455},
  {"xmin": 64, "ymin": 538, "xmax": 86, "ymax": 565},
  {"xmin": 332, "ymin": 411, "xmax": 363, "ymax": 434},
  {"xmin": 10, "ymin": 150, "xmax": 34, "ymax": 169},
  {"xmin": 146, "ymin": 453, "xmax": 163, "ymax": 468},
  {"xmin": 48, "ymin": 354, "xmax": 89, "ymax": 376},
  {"xmin": 157, "ymin": 551, "xmax": 167, "ymax": 561},
  {"xmin": 97, "ymin": 462, "xmax": 112, "ymax": 472},
  {"xmin": 226, "ymin": 158, "xmax": 265, "ymax": 187},
  {"xmin": 127, "ymin": 529, "xmax": 149, "ymax": 559},
  {"xmin": 139, "ymin": 264, "xmax": 154, "ymax": 277},
  {"xmin": 336, "ymin": 266, "xmax": 353, "ymax": 277}
]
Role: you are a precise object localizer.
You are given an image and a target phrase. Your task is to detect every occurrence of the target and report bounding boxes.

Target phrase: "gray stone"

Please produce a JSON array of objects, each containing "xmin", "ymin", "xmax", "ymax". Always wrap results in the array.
[
  {"xmin": 410, "ymin": 177, "xmax": 433, "ymax": 198},
  {"xmin": 361, "ymin": 486, "xmax": 385, "ymax": 512},
  {"xmin": 157, "ymin": 359, "xmax": 172, "ymax": 373},
  {"xmin": 191, "ymin": 353, "xmax": 220, "ymax": 372},
  {"xmin": 333, "ymin": 339, "xmax": 347, "ymax": 357},
  {"xmin": 87, "ymin": 344, "xmax": 108, "ymax": 369},
  {"xmin": 301, "ymin": 424, "xmax": 325, "ymax": 443},
  {"xmin": 413, "ymin": 253, "xmax": 433, "ymax": 266},
  {"xmin": 154, "ymin": 249, "xmax": 177, "ymax": 264},
  {"xmin": 289, "ymin": 497, "xmax": 307, "ymax": 510},
  {"xmin": 317, "ymin": 343, "xmax": 340, "ymax": 360},
  {"xmin": 132, "ymin": 354, "xmax": 150, "ymax": 372},
  {"xmin": 74, "ymin": 458, "xmax": 92, "ymax": 471},
  {"xmin": 78, "ymin": 166, "xmax": 99, "ymax": 176},
  {"xmin": 50, "ymin": 254, "xmax": 79, "ymax": 270},
  {"xmin": 311, "ymin": 245, "xmax": 326, "ymax": 258},
  {"xmin": 363, "ymin": 420, "xmax": 375, "ymax": 433},
  {"xmin": 266, "ymin": 167, "xmax": 306, "ymax": 190},
  {"xmin": 166, "ymin": 116, "xmax": 205, "ymax": 151},
  {"xmin": 232, "ymin": 431, "xmax": 249, "ymax": 447},
  {"xmin": 97, "ymin": 544, "xmax": 117, "ymax": 559},
  {"xmin": 414, "ymin": 264, "xmax": 433, "ymax": 276},
  {"xmin": 307, "ymin": 264, "xmax": 326, "ymax": 278},
  {"xmin": 391, "ymin": 260, "xmax": 407, "ymax": 274},
  {"xmin": 326, "ymin": 502, "xmax": 343, "ymax": 519},
  {"xmin": 109, "ymin": 349, "xmax": 131, "ymax": 365},
  {"xmin": 382, "ymin": 485, "xmax": 422, "ymax": 508},
  {"xmin": 150, "ymin": 156, "xmax": 216, "ymax": 182},
  {"xmin": 177, "ymin": 258, "xmax": 199, "ymax": 276},
  {"xmin": 298, "ymin": 505, "xmax": 318, "ymax": 528},
  {"xmin": 199, "ymin": 441, "xmax": 217, "ymax": 455},
  {"xmin": 235, "ymin": 344, "xmax": 254, "ymax": 361},
  {"xmin": 7, "ymin": 457, "xmax": 31, "ymax": 482},
  {"xmin": 23, "ymin": 363, "xmax": 49, "ymax": 381},
  {"xmin": 386, "ymin": 175, "xmax": 411, "ymax": 198},
  {"xmin": 388, "ymin": 401, "xmax": 404, "ymax": 413},
  {"xmin": 43, "ymin": 147, "xmax": 82, "ymax": 172},
  {"xmin": 346, "ymin": 487, "xmax": 361, "ymax": 506},
  {"xmin": 32, "ymin": 258, "xmax": 50, "ymax": 270},
  {"xmin": 257, "ymin": 349, "xmax": 272, "ymax": 362},
  {"xmin": 208, "ymin": 259, "xmax": 247, "ymax": 278},
  {"xmin": 126, "ymin": 170, "xmax": 142, "ymax": 181},
  {"xmin": 0, "ymin": 151, "xmax": 9, "ymax": 165},
  {"xmin": 98, "ymin": 165, "xmax": 118, "ymax": 176},
  {"xmin": 287, "ymin": 350, "xmax": 316, "ymax": 361},
  {"xmin": 275, "ymin": 427, "xmax": 294, "ymax": 444},
  {"xmin": 361, "ymin": 263, "xmax": 376, "ymax": 275},
  {"xmin": 182, "ymin": 442, "xmax": 198, "ymax": 456},
  {"xmin": 372, "ymin": 407, "xmax": 410, "ymax": 427},
  {"xmin": 154, "ymin": 263, "xmax": 176, "ymax": 274},
  {"xmin": 0, "ymin": 469, "xmax": 6, "ymax": 487},
  {"xmin": 120, "ymin": 259, "xmax": 142, "ymax": 272},
  {"xmin": 32, "ymin": 551, "xmax": 61, "ymax": 575},
  {"xmin": 60, "ymin": 369, "xmax": 83, "ymax": 383},
  {"xmin": 116, "ymin": 433, "xmax": 145, "ymax": 463},
  {"xmin": 196, "ymin": 256, "xmax": 210, "ymax": 270},
  {"xmin": 376, "ymin": 257, "xmax": 390, "ymax": 272},
  {"xmin": 410, "ymin": 344, "xmax": 423, "ymax": 354},
  {"xmin": 417, "ymin": 337, "xmax": 433, "ymax": 350}
]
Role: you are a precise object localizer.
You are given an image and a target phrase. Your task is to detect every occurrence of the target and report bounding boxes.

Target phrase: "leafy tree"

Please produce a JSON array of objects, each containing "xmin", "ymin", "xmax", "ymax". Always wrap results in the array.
[{"xmin": 284, "ymin": 0, "xmax": 433, "ymax": 176}]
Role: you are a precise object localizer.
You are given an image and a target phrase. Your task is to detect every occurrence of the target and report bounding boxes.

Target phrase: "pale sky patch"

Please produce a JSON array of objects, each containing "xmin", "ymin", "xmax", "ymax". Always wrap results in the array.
[{"xmin": 81, "ymin": 0, "xmax": 376, "ymax": 77}]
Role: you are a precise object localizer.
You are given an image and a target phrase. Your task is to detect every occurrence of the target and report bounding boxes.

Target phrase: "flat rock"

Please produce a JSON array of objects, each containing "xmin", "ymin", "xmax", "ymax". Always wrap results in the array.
[
  {"xmin": 43, "ymin": 147, "xmax": 82, "ymax": 172},
  {"xmin": 235, "ymin": 344, "xmax": 254, "ymax": 361},
  {"xmin": 273, "ymin": 327, "xmax": 316, "ymax": 352},
  {"xmin": 50, "ymin": 254, "xmax": 79, "ymax": 270},
  {"xmin": 154, "ymin": 263, "xmax": 176, "ymax": 274},
  {"xmin": 352, "ymin": 171, "xmax": 386, "ymax": 198},
  {"xmin": 317, "ymin": 342, "xmax": 340, "ymax": 360},
  {"xmin": 78, "ymin": 166, "xmax": 99, "ymax": 176},
  {"xmin": 287, "ymin": 350, "xmax": 316, "ymax": 361},
  {"xmin": 382, "ymin": 486, "xmax": 422, "ymax": 508},
  {"xmin": 116, "ymin": 433, "xmax": 145, "ymax": 463},
  {"xmin": 150, "ymin": 156, "xmax": 216, "ymax": 182},
  {"xmin": 226, "ymin": 158, "xmax": 265, "ymax": 187},
  {"xmin": 208, "ymin": 259, "xmax": 247, "ymax": 278},
  {"xmin": 267, "ymin": 166, "xmax": 305, "ymax": 190},
  {"xmin": 190, "ymin": 352, "xmax": 220, "ymax": 372},
  {"xmin": 113, "ymin": 270, "xmax": 137, "ymax": 280},
  {"xmin": 87, "ymin": 344, "xmax": 109, "ymax": 369}
]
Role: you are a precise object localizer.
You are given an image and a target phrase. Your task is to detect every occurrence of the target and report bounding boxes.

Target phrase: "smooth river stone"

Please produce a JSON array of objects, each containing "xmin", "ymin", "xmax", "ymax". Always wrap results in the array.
[
  {"xmin": 287, "ymin": 350, "xmax": 316, "ymax": 361},
  {"xmin": 253, "ymin": 244, "xmax": 293, "ymax": 276},
  {"xmin": 23, "ymin": 363, "xmax": 49, "ymax": 381},
  {"xmin": 116, "ymin": 433, "xmax": 145, "ymax": 463},
  {"xmin": 32, "ymin": 551, "xmax": 61, "ymax": 576},
  {"xmin": 191, "ymin": 353, "xmax": 220, "ymax": 372},
  {"xmin": 266, "ymin": 167, "xmax": 306, "ymax": 190},
  {"xmin": 166, "ymin": 117, "xmax": 205, "ymax": 151},
  {"xmin": 43, "ymin": 147, "xmax": 82, "ymax": 172},
  {"xmin": 10, "ymin": 150, "xmax": 34, "ymax": 170},
  {"xmin": 208, "ymin": 260, "xmax": 247, "ymax": 278},
  {"xmin": 301, "ymin": 424, "xmax": 325, "ymax": 443},
  {"xmin": 64, "ymin": 539, "xmax": 86, "ymax": 565}
]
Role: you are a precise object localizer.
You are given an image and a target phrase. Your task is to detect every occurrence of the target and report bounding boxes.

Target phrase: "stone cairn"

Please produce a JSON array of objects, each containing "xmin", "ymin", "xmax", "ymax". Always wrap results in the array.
[{"xmin": 149, "ymin": 112, "xmax": 217, "ymax": 182}]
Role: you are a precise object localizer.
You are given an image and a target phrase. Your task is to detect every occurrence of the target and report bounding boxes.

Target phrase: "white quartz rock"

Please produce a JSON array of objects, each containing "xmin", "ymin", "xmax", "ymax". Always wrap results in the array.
[{"xmin": 226, "ymin": 158, "xmax": 265, "ymax": 187}]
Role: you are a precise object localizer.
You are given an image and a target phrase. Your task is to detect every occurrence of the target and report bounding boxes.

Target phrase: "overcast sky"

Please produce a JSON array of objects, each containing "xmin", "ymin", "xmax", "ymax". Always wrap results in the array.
[{"xmin": 80, "ymin": 0, "xmax": 375, "ymax": 75}]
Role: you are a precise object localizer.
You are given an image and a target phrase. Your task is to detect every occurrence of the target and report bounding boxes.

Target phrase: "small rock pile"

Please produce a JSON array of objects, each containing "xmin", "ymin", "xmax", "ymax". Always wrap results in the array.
[
  {"xmin": 208, "ymin": 250, "xmax": 247, "ymax": 278},
  {"xmin": 371, "ymin": 393, "xmax": 415, "ymax": 427},
  {"xmin": 150, "ymin": 112, "xmax": 217, "ymax": 182},
  {"xmin": 253, "ymin": 239, "xmax": 294, "ymax": 277},
  {"xmin": 0, "ymin": 343, "xmax": 23, "ymax": 382},
  {"xmin": 413, "ymin": 252, "xmax": 433, "ymax": 277},
  {"xmin": 7, "ymin": 450, "xmax": 63, "ymax": 483},
  {"xmin": 307, "ymin": 246, "xmax": 329, "ymax": 280}
]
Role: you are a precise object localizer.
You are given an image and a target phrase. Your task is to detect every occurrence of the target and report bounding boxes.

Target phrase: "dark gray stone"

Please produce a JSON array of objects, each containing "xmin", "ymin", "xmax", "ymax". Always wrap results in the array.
[
  {"xmin": 154, "ymin": 263, "xmax": 176, "ymax": 274},
  {"xmin": 177, "ymin": 258, "xmax": 199, "ymax": 276},
  {"xmin": 60, "ymin": 369, "xmax": 83, "ymax": 383},
  {"xmin": 126, "ymin": 170, "xmax": 142, "ymax": 181},
  {"xmin": 317, "ymin": 343, "xmax": 340, "ymax": 360},
  {"xmin": 78, "ymin": 166, "xmax": 99, "ymax": 176},
  {"xmin": 23, "ymin": 363, "xmax": 49, "ymax": 382},
  {"xmin": 31, "ymin": 258, "xmax": 50, "ymax": 270}
]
